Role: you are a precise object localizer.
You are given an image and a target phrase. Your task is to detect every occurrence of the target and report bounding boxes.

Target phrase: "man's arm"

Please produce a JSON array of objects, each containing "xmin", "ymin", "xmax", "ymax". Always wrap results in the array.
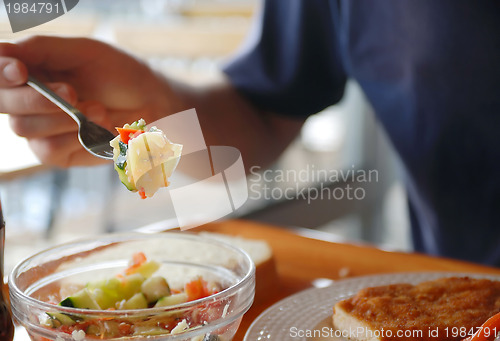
[
  {"xmin": 0, "ymin": 36, "xmax": 304, "ymax": 169},
  {"xmin": 166, "ymin": 75, "xmax": 305, "ymax": 171}
]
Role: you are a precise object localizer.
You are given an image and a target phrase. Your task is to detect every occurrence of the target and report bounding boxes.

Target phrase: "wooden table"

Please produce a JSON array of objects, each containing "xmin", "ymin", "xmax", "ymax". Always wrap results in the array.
[
  {"xmin": 192, "ymin": 219, "xmax": 500, "ymax": 341},
  {"xmin": 11, "ymin": 219, "xmax": 500, "ymax": 341}
]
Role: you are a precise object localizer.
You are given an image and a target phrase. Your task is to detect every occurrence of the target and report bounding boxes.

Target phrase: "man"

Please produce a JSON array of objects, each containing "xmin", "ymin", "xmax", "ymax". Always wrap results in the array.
[{"xmin": 1, "ymin": 0, "xmax": 500, "ymax": 265}]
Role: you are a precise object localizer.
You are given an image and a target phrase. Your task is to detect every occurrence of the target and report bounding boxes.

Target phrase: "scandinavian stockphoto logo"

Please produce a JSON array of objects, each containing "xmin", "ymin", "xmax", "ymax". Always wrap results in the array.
[
  {"xmin": 3, "ymin": 0, "xmax": 79, "ymax": 33},
  {"xmin": 143, "ymin": 109, "xmax": 248, "ymax": 230}
]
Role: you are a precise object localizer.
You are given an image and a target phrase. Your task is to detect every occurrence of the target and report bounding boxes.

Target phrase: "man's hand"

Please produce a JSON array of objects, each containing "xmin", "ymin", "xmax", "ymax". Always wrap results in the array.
[
  {"xmin": 0, "ymin": 36, "xmax": 181, "ymax": 167},
  {"xmin": 1, "ymin": 35, "xmax": 304, "ymax": 171}
]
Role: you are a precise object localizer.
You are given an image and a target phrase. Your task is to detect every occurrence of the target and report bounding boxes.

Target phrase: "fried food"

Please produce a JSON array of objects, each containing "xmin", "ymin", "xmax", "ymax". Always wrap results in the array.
[{"xmin": 333, "ymin": 277, "xmax": 500, "ymax": 341}]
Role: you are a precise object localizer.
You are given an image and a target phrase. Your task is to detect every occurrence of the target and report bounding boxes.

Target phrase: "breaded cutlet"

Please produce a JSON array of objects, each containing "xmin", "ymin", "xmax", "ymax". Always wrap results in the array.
[{"xmin": 333, "ymin": 277, "xmax": 500, "ymax": 341}]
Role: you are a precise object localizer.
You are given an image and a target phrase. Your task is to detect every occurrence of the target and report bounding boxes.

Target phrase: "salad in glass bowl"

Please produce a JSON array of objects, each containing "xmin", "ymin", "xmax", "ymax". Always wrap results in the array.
[{"xmin": 9, "ymin": 232, "xmax": 255, "ymax": 341}]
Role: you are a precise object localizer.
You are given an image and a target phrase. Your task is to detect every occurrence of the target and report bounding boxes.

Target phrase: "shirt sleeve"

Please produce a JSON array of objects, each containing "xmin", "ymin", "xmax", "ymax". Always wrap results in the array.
[{"xmin": 223, "ymin": 0, "xmax": 347, "ymax": 118}]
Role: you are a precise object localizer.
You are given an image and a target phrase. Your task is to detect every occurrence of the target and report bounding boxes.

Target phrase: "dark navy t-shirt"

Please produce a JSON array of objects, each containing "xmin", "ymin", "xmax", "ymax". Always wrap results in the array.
[{"xmin": 224, "ymin": 0, "xmax": 500, "ymax": 265}]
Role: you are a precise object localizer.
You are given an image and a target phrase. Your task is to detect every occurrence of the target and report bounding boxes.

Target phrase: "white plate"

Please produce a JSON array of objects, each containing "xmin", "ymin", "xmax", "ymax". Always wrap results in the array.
[{"xmin": 243, "ymin": 272, "xmax": 500, "ymax": 341}]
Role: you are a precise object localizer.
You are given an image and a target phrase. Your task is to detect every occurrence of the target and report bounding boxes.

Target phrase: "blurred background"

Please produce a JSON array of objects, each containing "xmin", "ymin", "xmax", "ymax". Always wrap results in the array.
[{"xmin": 0, "ymin": 0, "xmax": 411, "ymax": 274}]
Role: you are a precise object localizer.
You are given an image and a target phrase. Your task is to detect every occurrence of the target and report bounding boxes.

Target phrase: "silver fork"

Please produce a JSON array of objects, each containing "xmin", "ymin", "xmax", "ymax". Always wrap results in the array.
[{"xmin": 27, "ymin": 76, "xmax": 114, "ymax": 160}]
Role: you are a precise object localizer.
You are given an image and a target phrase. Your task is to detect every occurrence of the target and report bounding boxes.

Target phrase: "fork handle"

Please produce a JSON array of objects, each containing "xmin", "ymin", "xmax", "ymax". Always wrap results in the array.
[{"xmin": 27, "ymin": 76, "xmax": 87, "ymax": 126}]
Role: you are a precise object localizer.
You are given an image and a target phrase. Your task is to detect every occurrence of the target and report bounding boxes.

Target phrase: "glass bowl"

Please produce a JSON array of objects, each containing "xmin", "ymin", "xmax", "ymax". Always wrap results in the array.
[{"xmin": 9, "ymin": 232, "xmax": 255, "ymax": 341}]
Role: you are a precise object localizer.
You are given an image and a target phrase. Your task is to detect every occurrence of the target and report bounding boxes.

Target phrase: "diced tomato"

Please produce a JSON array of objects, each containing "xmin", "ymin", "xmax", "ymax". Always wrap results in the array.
[
  {"xmin": 124, "ymin": 252, "xmax": 147, "ymax": 275},
  {"xmin": 185, "ymin": 277, "xmax": 214, "ymax": 301},
  {"xmin": 132, "ymin": 252, "xmax": 147, "ymax": 266},
  {"xmin": 116, "ymin": 127, "xmax": 145, "ymax": 144},
  {"xmin": 185, "ymin": 277, "xmax": 205, "ymax": 301},
  {"xmin": 464, "ymin": 312, "xmax": 500, "ymax": 341},
  {"xmin": 138, "ymin": 189, "xmax": 147, "ymax": 200},
  {"xmin": 59, "ymin": 324, "xmax": 76, "ymax": 334}
]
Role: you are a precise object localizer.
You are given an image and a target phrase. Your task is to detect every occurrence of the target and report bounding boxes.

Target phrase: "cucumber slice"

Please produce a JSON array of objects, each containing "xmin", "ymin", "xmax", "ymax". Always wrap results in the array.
[
  {"xmin": 119, "ymin": 293, "xmax": 148, "ymax": 310},
  {"xmin": 86, "ymin": 277, "xmax": 122, "ymax": 309},
  {"xmin": 120, "ymin": 273, "xmax": 145, "ymax": 300},
  {"xmin": 132, "ymin": 260, "xmax": 160, "ymax": 278},
  {"xmin": 90, "ymin": 288, "xmax": 117, "ymax": 310},
  {"xmin": 154, "ymin": 293, "xmax": 188, "ymax": 307},
  {"xmin": 59, "ymin": 288, "xmax": 101, "ymax": 310},
  {"xmin": 45, "ymin": 312, "xmax": 79, "ymax": 327},
  {"xmin": 141, "ymin": 276, "xmax": 171, "ymax": 303},
  {"xmin": 133, "ymin": 326, "xmax": 172, "ymax": 336},
  {"xmin": 86, "ymin": 277, "xmax": 121, "ymax": 294},
  {"xmin": 126, "ymin": 119, "xmax": 146, "ymax": 131},
  {"xmin": 115, "ymin": 164, "xmax": 135, "ymax": 191}
]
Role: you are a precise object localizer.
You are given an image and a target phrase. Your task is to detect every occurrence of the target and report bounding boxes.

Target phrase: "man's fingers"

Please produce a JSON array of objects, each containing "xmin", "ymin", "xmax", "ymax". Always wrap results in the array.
[
  {"xmin": 0, "ymin": 82, "xmax": 77, "ymax": 114},
  {"xmin": 8, "ymin": 100, "xmax": 109, "ymax": 138},
  {"xmin": 28, "ymin": 131, "xmax": 85, "ymax": 167},
  {"xmin": 8, "ymin": 113, "xmax": 77, "ymax": 138},
  {"xmin": 8, "ymin": 99, "xmax": 110, "ymax": 139},
  {"xmin": 28, "ymin": 132, "xmax": 109, "ymax": 167},
  {"xmin": 0, "ymin": 57, "xmax": 27, "ymax": 86}
]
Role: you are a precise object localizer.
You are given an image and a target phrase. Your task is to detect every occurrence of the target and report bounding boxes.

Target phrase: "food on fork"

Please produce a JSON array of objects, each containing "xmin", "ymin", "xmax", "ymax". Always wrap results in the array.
[
  {"xmin": 332, "ymin": 277, "xmax": 500, "ymax": 341},
  {"xmin": 110, "ymin": 119, "xmax": 182, "ymax": 199}
]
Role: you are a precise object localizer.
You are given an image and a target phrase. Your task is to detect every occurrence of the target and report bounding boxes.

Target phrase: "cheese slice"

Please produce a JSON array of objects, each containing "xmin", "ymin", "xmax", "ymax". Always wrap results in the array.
[
  {"xmin": 128, "ymin": 131, "xmax": 182, "ymax": 197},
  {"xmin": 110, "ymin": 122, "xmax": 182, "ymax": 198}
]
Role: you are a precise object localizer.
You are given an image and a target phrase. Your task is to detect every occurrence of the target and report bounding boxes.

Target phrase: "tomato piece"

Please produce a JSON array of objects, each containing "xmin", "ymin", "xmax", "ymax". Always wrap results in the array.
[
  {"xmin": 124, "ymin": 252, "xmax": 147, "ymax": 275},
  {"xmin": 466, "ymin": 312, "xmax": 500, "ymax": 341},
  {"xmin": 116, "ymin": 128, "xmax": 145, "ymax": 144},
  {"xmin": 185, "ymin": 277, "xmax": 209, "ymax": 301},
  {"xmin": 59, "ymin": 324, "xmax": 75, "ymax": 334},
  {"xmin": 132, "ymin": 252, "xmax": 147, "ymax": 266},
  {"xmin": 138, "ymin": 189, "xmax": 147, "ymax": 200}
]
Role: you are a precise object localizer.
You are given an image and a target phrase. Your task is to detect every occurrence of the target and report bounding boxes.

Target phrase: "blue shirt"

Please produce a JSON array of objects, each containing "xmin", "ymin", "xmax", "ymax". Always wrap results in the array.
[{"xmin": 224, "ymin": 0, "xmax": 500, "ymax": 265}]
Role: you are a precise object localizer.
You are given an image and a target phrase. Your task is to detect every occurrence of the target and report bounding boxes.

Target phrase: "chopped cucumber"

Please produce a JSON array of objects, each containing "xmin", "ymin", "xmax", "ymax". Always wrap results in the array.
[
  {"xmin": 59, "ymin": 288, "xmax": 101, "ymax": 310},
  {"xmin": 120, "ymin": 273, "xmax": 145, "ymax": 300},
  {"xmin": 45, "ymin": 312, "xmax": 79, "ymax": 327},
  {"xmin": 87, "ymin": 277, "xmax": 121, "ymax": 293},
  {"xmin": 120, "ymin": 293, "xmax": 148, "ymax": 310},
  {"xmin": 134, "ymin": 326, "xmax": 173, "ymax": 336},
  {"xmin": 141, "ymin": 276, "xmax": 171, "ymax": 303},
  {"xmin": 86, "ymin": 277, "xmax": 122, "ymax": 309},
  {"xmin": 126, "ymin": 119, "xmax": 147, "ymax": 131},
  {"xmin": 154, "ymin": 293, "xmax": 188, "ymax": 307},
  {"xmin": 115, "ymin": 164, "xmax": 135, "ymax": 191},
  {"xmin": 132, "ymin": 260, "xmax": 160, "ymax": 278},
  {"xmin": 90, "ymin": 288, "xmax": 117, "ymax": 310}
]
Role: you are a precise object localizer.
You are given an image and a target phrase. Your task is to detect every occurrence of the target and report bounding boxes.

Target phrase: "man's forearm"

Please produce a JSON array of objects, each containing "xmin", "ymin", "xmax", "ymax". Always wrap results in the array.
[{"xmin": 159, "ymin": 73, "xmax": 305, "ymax": 171}]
